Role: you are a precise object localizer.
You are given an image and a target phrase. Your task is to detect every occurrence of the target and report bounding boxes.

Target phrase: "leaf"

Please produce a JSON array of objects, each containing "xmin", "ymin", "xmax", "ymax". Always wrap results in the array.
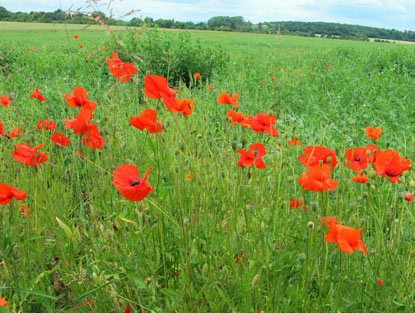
[{"xmin": 118, "ymin": 214, "xmax": 138, "ymax": 229}]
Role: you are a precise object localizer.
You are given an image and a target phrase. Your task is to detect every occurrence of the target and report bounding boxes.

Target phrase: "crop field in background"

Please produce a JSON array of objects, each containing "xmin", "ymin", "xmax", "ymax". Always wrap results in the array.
[{"xmin": 1, "ymin": 21, "xmax": 415, "ymax": 312}]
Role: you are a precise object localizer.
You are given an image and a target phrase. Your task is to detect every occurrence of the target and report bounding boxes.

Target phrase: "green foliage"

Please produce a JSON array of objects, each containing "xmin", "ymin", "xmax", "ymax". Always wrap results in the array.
[
  {"xmin": 113, "ymin": 28, "xmax": 229, "ymax": 86},
  {"xmin": 2, "ymin": 25, "xmax": 415, "ymax": 312}
]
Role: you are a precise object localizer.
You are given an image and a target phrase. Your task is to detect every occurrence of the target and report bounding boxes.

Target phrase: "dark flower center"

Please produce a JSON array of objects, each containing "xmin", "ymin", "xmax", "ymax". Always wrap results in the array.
[
  {"xmin": 355, "ymin": 157, "xmax": 360, "ymax": 162},
  {"xmin": 130, "ymin": 179, "xmax": 140, "ymax": 186}
]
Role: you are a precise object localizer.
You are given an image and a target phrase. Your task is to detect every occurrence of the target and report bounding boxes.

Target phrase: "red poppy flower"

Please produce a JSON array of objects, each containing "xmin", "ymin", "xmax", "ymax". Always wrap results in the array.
[
  {"xmin": 208, "ymin": 85, "xmax": 213, "ymax": 90},
  {"xmin": 193, "ymin": 73, "xmax": 201, "ymax": 79},
  {"xmin": 404, "ymin": 193, "xmax": 415, "ymax": 202},
  {"xmin": 19, "ymin": 204, "xmax": 30, "ymax": 216},
  {"xmin": 12, "ymin": 143, "xmax": 47, "ymax": 166},
  {"xmin": 144, "ymin": 75, "xmax": 179, "ymax": 110},
  {"xmin": 64, "ymin": 109, "xmax": 93, "ymax": 134},
  {"xmin": 326, "ymin": 63, "xmax": 331, "ymax": 67},
  {"xmin": 321, "ymin": 218, "xmax": 367, "ymax": 256},
  {"xmin": 130, "ymin": 109, "xmax": 162, "ymax": 133},
  {"xmin": 288, "ymin": 138, "xmax": 301, "ymax": 146},
  {"xmin": 248, "ymin": 113, "xmax": 278, "ymax": 137},
  {"xmin": 107, "ymin": 51, "xmax": 137, "ymax": 82},
  {"xmin": 366, "ymin": 144, "xmax": 380, "ymax": 163},
  {"xmin": 173, "ymin": 98, "xmax": 194, "ymax": 117},
  {"xmin": 51, "ymin": 133, "xmax": 70, "ymax": 147},
  {"xmin": 0, "ymin": 296, "xmax": 7, "ymax": 307},
  {"xmin": 377, "ymin": 280, "xmax": 382, "ymax": 286},
  {"xmin": 236, "ymin": 143, "xmax": 266, "ymax": 169},
  {"xmin": 0, "ymin": 122, "xmax": 20, "ymax": 139},
  {"xmin": 319, "ymin": 216, "xmax": 339, "ymax": 227},
  {"xmin": 74, "ymin": 34, "xmax": 79, "ymax": 39},
  {"xmin": 226, "ymin": 110, "xmax": 249, "ymax": 128},
  {"xmin": 297, "ymin": 164, "xmax": 338, "ymax": 192},
  {"xmin": 112, "ymin": 164, "xmax": 154, "ymax": 201},
  {"xmin": 290, "ymin": 198, "xmax": 306, "ymax": 211},
  {"xmin": 298, "ymin": 146, "xmax": 337, "ymax": 169},
  {"xmin": 124, "ymin": 305, "xmax": 131, "ymax": 313},
  {"xmin": 81, "ymin": 124, "xmax": 104, "ymax": 149},
  {"xmin": 217, "ymin": 92, "xmax": 239, "ymax": 108},
  {"xmin": 0, "ymin": 184, "xmax": 26, "ymax": 205},
  {"xmin": 350, "ymin": 172, "xmax": 368, "ymax": 184},
  {"xmin": 344, "ymin": 147, "xmax": 368, "ymax": 172},
  {"xmin": 79, "ymin": 45, "xmax": 83, "ymax": 48},
  {"xmin": 0, "ymin": 95, "xmax": 11, "ymax": 107},
  {"xmin": 29, "ymin": 88, "xmax": 45, "ymax": 101},
  {"xmin": 259, "ymin": 81, "xmax": 264, "ymax": 85},
  {"xmin": 64, "ymin": 87, "xmax": 97, "ymax": 112},
  {"xmin": 37, "ymin": 120, "xmax": 56, "ymax": 132},
  {"xmin": 372, "ymin": 149, "xmax": 411, "ymax": 183},
  {"xmin": 365, "ymin": 126, "xmax": 382, "ymax": 141},
  {"xmin": 8, "ymin": 127, "xmax": 20, "ymax": 138}
]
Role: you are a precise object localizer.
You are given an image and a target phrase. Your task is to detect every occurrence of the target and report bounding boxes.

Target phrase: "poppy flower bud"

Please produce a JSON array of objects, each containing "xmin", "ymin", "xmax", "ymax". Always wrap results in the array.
[
  {"xmin": 368, "ymin": 170, "xmax": 377, "ymax": 179},
  {"xmin": 410, "ymin": 180, "xmax": 415, "ymax": 187},
  {"xmin": 251, "ymin": 274, "xmax": 261, "ymax": 287},
  {"xmin": 306, "ymin": 221, "xmax": 314, "ymax": 230},
  {"xmin": 362, "ymin": 191, "xmax": 368, "ymax": 198},
  {"xmin": 237, "ymin": 143, "xmax": 243, "ymax": 149},
  {"xmin": 287, "ymin": 176, "xmax": 294, "ymax": 182},
  {"xmin": 231, "ymin": 140, "xmax": 238, "ymax": 150},
  {"xmin": 310, "ymin": 200, "xmax": 319, "ymax": 211},
  {"xmin": 370, "ymin": 185, "xmax": 376, "ymax": 191},
  {"xmin": 319, "ymin": 160, "xmax": 324, "ymax": 166},
  {"xmin": 183, "ymin": 218, "xmax": 190, "ymax": 226},
  {"xmin": 326, "ymin": 156, "xmax": 332, "ymax": 163},
  {"xmin": 202, "ymin": 263, "xmax": 209, "ymax": 277},
  {"xmin": 197, "ymin": 133, "xmax": 202, "ymax": 139},
  {"xmin": 298, "ymin": 252, "xmax": 306, "ymax": 262},
  {"xmin": 404, "ymin": 193, "xmax": 412, "ymax": 201}
]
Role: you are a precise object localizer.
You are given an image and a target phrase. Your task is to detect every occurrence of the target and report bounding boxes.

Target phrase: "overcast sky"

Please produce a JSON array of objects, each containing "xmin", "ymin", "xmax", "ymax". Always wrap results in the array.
[{"xmin": 2, "ymin": 0, "xmax": 415, "ymax": 31}]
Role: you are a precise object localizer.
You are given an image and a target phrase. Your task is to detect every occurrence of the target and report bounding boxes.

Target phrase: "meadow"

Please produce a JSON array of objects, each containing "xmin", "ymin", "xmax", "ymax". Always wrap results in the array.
[{"xmin": 1, "ymin": 21, "xmax": 415, "ymax": 312}]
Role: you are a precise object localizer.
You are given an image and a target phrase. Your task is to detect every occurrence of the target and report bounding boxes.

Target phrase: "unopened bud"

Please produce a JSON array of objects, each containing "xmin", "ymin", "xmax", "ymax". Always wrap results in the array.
[
  {"xmin": 306, "ymin": 221, "xmax": 314, "ymax": 230},
  {"xmin": 370, "ymin": 184, "xmax": 376, "ymax": 191},
  {"xmin": 202, "ymin": 263, "xmax": 209, "ymax": 277},
  {"xmin": 409, "ymin": 180, "xmax": 415, "ymax": 187},
  {"xmin": 310, "ymin": 201, "xmax": 319, "ymax": 211},
  {"xmin": 368, "ymin": 171, "xmax": 377, "ymax": 179},
  {"xmin": 251, "ymin": 274, "xmax": 260, "ymax": 287}
]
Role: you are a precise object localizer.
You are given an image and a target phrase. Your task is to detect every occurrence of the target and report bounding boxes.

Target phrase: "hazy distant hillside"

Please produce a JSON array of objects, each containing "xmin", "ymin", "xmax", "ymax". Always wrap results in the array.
[{"xmin": 1, "ymin": 6, "xmax": 414, "ymax": 42}]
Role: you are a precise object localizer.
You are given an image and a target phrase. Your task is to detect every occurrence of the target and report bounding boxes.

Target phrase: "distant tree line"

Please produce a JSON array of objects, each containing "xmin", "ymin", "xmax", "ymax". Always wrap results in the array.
[{"xmin": 1, "ymin": 7, "xmax": 415, "ymax": 42}]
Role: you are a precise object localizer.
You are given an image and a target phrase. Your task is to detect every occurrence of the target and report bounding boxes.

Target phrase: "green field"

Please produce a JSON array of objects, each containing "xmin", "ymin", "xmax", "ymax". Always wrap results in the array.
[{"xmin": 2, "ymin": 21, "xmax": 415, "ymax": 312}]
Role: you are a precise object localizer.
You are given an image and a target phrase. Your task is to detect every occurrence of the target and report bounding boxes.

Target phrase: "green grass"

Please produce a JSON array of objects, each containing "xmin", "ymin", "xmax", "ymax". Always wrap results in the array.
[{"xmin": 1, "ymin": 21, "xmax": 415, "ymax": 312}]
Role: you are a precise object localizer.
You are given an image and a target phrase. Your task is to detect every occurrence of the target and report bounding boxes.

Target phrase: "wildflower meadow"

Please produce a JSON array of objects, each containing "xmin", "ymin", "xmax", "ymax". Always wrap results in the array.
[{"xmin": 1, "ymin": 21, "xmax": 415, "ymax": 312}]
